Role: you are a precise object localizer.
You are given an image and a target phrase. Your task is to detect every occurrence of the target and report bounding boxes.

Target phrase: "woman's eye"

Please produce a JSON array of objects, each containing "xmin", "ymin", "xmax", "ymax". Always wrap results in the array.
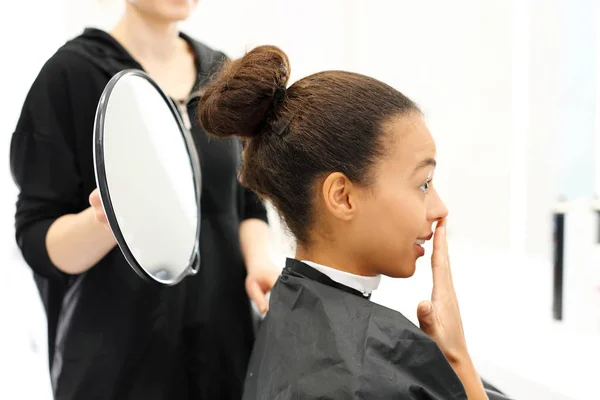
[{"xmin": 419, "ymin": 179, "xmax": 431, "ymax": 193}]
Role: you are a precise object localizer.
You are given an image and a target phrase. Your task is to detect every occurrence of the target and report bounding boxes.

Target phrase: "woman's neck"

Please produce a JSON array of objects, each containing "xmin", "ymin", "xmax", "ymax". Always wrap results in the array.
[
  {"xmin": 295, "ymin": 242, "xmax": 377, "ymax": 277},
  {"xmin": 110, "ymin": 6, "xmax": 182, "ymax": 63}
]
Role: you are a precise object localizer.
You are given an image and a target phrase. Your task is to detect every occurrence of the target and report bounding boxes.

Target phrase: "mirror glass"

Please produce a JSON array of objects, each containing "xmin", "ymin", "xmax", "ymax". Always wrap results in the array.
[{"xmin": 93, "ymin": 69, "xmax": 201, "ymax": 285}]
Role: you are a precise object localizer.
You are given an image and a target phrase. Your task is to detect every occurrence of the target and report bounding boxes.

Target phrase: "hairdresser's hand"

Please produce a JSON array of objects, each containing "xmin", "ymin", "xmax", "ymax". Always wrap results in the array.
[
  {"xmin": 245, "ymin": 261, "xmax": 280, "ymax": 314},
  {"xmin": 416, "ymin": 218, "xmax": 468, "ymax": 363},
  {"xmin": 89, "ymin": 188, "xmax": 110, "ymax": 229}
]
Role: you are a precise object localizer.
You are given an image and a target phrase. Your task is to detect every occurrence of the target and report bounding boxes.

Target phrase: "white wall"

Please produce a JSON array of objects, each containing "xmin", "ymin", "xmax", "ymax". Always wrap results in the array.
[
  {"xmin": 0, "ymin": 2, "xmax": 66, "ymax": 397},
  {"xmin": 596, "ymin": 0, "xmax": 600, "ymax": 197},
  {"xmin": 354, "ymin": 0, "xmax": 518, "ymax": 256},
  {"xmin": 1, "ymin": 1, "xmax": 598, "ymax": 399}
]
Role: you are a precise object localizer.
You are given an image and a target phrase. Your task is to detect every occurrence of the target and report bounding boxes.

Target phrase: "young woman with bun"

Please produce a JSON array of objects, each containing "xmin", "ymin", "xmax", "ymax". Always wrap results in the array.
[{"xmin": 199, "ymin": 45, "xmax": 511, "ymax": 400}]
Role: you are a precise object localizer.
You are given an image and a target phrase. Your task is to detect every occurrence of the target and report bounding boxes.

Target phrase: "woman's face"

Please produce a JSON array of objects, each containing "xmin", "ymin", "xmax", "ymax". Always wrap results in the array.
[
  {"xmin": 127, "ymin": 0, "xmax": 199, "ymax": 23},
  {"xmin": 347, "ymin": 114, "xmax": 448, "ymax": 278}
]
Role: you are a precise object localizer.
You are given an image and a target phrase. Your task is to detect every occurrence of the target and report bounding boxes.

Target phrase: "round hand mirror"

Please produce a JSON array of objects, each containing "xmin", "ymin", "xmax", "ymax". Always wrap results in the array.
[{"xmin": 93, "ymin": 69, "xmax": 201, "ymax": 285}]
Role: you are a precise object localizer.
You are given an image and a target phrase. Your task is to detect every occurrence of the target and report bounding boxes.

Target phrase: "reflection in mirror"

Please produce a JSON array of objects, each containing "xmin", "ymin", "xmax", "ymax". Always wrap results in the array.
[{"xmin": 94, "ymin": 69, "xmax": 201, "ymax": 285}]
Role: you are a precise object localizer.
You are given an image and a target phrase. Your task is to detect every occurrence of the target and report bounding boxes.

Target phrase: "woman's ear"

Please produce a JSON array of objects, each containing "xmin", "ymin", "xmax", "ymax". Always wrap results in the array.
[{"xmin": 321, "ymin": 172, "xmax": 357, "ymax": 221}]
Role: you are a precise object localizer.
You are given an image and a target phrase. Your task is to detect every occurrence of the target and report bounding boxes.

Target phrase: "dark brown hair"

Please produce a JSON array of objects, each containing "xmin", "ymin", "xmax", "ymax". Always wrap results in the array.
[{"xmin": 198, "ymin": 45, "xmax": 420, "ymax": 245}]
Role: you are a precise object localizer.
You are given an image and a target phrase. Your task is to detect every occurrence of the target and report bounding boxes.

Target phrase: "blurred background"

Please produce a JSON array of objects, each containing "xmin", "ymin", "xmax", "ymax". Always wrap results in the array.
[{"xmin": 1, "ymin": 0, "xmax": 599, "ymax": 399}]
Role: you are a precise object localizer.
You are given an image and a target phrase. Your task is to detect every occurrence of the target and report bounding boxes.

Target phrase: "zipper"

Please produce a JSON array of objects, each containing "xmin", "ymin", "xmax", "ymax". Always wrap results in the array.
[
  {"xmin": 175, "ymin": 90, "xmax": 204, "ymax": 131},
  {"xmin": 176, "ymin": 100, "xmax": 193, "ymax": 131}
]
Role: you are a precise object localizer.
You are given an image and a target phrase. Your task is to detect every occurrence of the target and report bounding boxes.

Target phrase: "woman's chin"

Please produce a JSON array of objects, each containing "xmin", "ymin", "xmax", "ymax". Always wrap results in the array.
[{"xmin": 383, "ymin": 259, "xmax": 417, "ymax": 279}]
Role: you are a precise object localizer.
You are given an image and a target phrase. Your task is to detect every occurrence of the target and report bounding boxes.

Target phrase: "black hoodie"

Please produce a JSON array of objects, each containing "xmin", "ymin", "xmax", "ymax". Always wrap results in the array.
[{"xmin": 10, "ymin": 28, "xmax": 267, "ymax": 400}]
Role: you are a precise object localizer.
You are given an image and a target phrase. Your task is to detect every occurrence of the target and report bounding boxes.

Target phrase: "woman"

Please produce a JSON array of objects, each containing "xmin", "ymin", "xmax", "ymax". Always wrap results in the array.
[
  {"xmin": 10, "ymin": 1, "xmax": 279, "ymax": 399},
  {"xmin": 198, "ymin": 46, "xmax": 511, "ymax": 399}
]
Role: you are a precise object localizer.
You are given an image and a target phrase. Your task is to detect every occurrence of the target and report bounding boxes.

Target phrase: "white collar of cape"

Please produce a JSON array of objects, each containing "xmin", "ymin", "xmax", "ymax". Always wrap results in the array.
[{"xmin": 300, "ymin": 260, "xmax": 381, "ymax": 298}]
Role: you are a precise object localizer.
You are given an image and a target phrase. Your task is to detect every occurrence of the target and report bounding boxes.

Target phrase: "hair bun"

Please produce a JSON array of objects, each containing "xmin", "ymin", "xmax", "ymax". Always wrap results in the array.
[{"xmin": 198, "ymin": 45, "xmax": 291, "ymax": 139}]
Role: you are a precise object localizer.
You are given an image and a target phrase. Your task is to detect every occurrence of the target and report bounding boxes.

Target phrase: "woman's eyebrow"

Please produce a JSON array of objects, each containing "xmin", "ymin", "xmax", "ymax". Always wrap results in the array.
[{"xmin": 412, "ymin": 158, "xmax": 436, "ymax": 176}]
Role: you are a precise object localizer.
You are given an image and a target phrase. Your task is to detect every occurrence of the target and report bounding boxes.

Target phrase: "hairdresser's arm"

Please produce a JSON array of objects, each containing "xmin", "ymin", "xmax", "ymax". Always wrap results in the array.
[
  {"xmin": 239, "ymin": 187, "xmax": 280, "ymax": 313},
  {"xmin": 239, "ymin": 218, "xmax": 280, "ymax": 313},
  {"xmin": 46, "ymin": 199, "xmax": 117, "ymax": 275},
  {"xmin": 10, "ymin": 52, "xmax": 117, "ymax": 278},
  {"xmin": 14, "ymin": 184, "xmax": 117, "ymax": 278},
  {"xmin": 240, "ymin": 218, "xmax": 271, "ymax": 269}
]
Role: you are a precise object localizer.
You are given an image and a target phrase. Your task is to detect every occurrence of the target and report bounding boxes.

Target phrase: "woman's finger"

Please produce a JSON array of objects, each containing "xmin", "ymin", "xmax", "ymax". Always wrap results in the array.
[
  {"xmin": 417, "ymin": 301, "xmax": 438, "ymax": 338},
  {"xmin": 431, "ymin": 218, "xmax": 450, "ymax": 290},
  {"xmin": 439, "ymin": 219, "xmax": 456, "ymax": 286}
]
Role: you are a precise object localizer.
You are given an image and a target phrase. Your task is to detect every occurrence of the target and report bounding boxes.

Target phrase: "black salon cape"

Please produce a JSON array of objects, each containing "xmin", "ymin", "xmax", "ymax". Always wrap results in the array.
[
  {"xmin": 243, "ymin": 259, "xmax": 513, "ymax": 400},
  {"xmin": 10, "ymin": 28, "xmax": 267, "ymax": 400}
]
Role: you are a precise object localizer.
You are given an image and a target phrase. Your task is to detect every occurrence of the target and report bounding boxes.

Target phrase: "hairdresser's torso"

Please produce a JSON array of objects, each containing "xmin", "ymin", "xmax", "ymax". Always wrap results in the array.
[{"xmin": 14, "ymin": 27, "xmax": 252, "ymax": 399}]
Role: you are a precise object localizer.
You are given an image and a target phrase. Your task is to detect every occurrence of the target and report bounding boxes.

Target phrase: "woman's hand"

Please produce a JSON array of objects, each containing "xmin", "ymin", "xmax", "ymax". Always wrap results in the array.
[
  {"xmin": 417, "ymin": 218, "xmax": 488, "ymax": 399},
  {"xmin": 89, "ymin": 188, "xmax": 110, "ymax": 229},
  {"xmin": 245, "ymin": 260, "xmax": 281, "ymax": 314},
  {"xmin": 416, "ymin": 218, "xmax": 468, "ymax": 362}
]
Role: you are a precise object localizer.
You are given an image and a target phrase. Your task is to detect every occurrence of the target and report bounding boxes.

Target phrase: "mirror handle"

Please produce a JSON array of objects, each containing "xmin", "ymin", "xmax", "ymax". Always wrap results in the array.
[{"xmin": 188, "ymin": 252, "xmax": 200, "ymax": 276}]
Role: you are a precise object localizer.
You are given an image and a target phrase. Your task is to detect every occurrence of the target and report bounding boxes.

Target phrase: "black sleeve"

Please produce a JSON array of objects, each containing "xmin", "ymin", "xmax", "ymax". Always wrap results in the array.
[
  {"xmin": 241, "ymin": 186, "xmax": 269, "ymax": 223},
  {"xmin": 10, "ymin": 51, "xmax": 85, "ymax": 280}
]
